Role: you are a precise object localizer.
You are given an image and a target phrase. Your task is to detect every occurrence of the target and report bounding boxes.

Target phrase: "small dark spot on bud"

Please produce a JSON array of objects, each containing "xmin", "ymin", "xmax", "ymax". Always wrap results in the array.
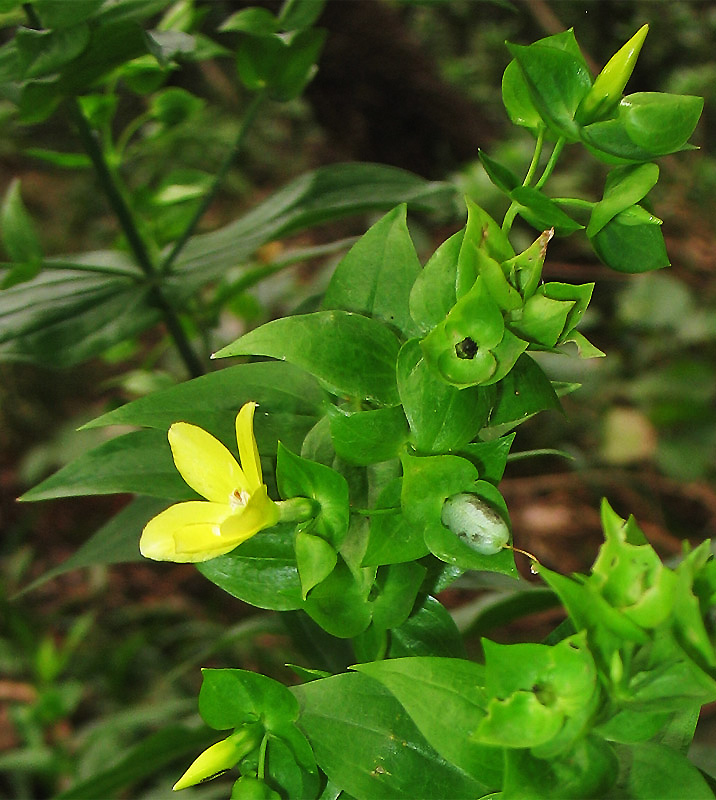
[{"xmin": 455, "ymin": 337, "xmax": 478, "ymax": 359}]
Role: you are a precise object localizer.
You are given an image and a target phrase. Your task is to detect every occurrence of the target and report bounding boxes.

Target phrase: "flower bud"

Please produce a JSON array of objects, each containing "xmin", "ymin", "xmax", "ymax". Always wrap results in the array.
[
  {"xmin": 173, "ymin": 725, "xmax": 263, "ymax": 791},
  {"xmin": 576, "ymin": 24, "xmax": 648, "ymax": 124},
  {"xmin": 441, "ymin": 493, "xmax": 510, "ymax": 555}
]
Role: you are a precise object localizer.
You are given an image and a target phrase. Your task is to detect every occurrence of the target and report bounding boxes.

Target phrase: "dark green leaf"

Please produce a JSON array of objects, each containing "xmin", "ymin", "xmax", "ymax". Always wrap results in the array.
[
  {"xmin": 390, "ymin": 595, "xmax": 466, "ymax": 658},
  {"xmin": 220, "ymin": 8, "xmax": 279, "ymax": 35},
  {"xmin": 323, "ymin": 204, "xmax": 421, "ymax": 338},
  {"xmin": 33, "ymin": 0, "xmax": 103, "ymax": 27},
  {"xmin": 279, "ymin": 0, "xmax": 326, "ymax": 31},
  {"xmin": 510, "ymin": 186, "xmax": 583, "ymax": 235},
  {"xmin": 501, "ymin": 59, "xmax": 543, "ymax": 134},
  {"xmin": 397, "ymin": 339, "xmax": 493, "ymax": 453},
  {"xmin": 478, "ymin": 149, "xmax": 520, "ymax": 193},
  {"xmin": 293, "ymin": 672, "xmax": 487, "ymax": 800},
  {"xmin": 213, "ymin": 311, "xmax": 401, "ymax": 406},
  {"xmin": 370, "ymin": 562, "xmax": 426, "ymax": 631},
  {"xmin": 488, "ymin": 354, "xmax": 561, "ymax": 428},
  {"xmin": 622, "ymin": 92, "xmax": 704, "ymax": 155},
  {"xmin": 20, "ymin": 429, "xmax": 192, "ymax": 502},
  {"xmin": 15, "ymin": 25, "xmax": 90, "ymax": 79},
  {"xmin": 353, "ymin": 657, "xmax": 501, "ymax": 789},
  {"xmin": 328, "ymin": 405, "xmax": 409, "ymax": 465},
  {"xmin": 294, "ymin": 530, "xmax": 337, "ymax": 598},
  {"xmin": 198, "ymin": 525, "xmax": 303, "ymax": 611},
  {"xmin": 0, "ymin": 264, "xmax": 158, "ymax": 368},
  {"xmin": 457, "ymin": 435, "xmax": 515, "ymax": 483},
  {"xmin": 590, "ymin": 204, "xmax": 669, "ymax": 273},
  {"xmin": 171, "ymin": 163, "xmax": 454, "ymax": 290}
]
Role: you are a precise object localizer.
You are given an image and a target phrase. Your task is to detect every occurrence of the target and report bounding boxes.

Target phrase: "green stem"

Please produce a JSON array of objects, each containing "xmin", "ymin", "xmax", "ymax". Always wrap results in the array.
[
  {"xmin": 160, "ymin": 91, "xmax": 266, "ymax": 274},
  {"xmin": 69, "ymin": 102, "xmax": 205, "ymax": 378},
  {"xmin": 501, "ymin": 127, "xmax": 545, "ymax": 235},
  {"xmin": 535, "ymin": 136, "xmax": 566, "ymax": 189},
  {"xmin": 351, "ymin": 506, "xmax": 401, "ymax": 517}
]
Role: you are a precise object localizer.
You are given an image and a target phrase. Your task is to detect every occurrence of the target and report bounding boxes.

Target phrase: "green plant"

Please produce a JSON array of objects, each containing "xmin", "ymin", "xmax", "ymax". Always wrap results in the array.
[{"xmin": 4, "ymin": 7, "xmax": 715, "ymax": 799}]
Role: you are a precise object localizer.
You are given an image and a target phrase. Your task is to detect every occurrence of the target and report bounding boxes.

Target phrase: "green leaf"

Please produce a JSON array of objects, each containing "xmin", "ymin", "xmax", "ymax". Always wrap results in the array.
[
  {"xmin": 622, "ymin": 92, "xmax": 704, "ymax": 155},
  {"xmin": 510, "ymin": 186, "xmax": 583, "ymax": 235},
  {"xmin": 501, "ymin": 59, "xmax": 543, "ymax": 134},
  {"xmin": 20, "ymin": 429, "xmax": 193, "ymax": 502},
  {"xmin": 397, "ymin": 339, "xmax": 493, "ymax": 454},
  {"xmin": 457, "ymin": 199, "xmax": 515, "ymax": 296},
  {"xmin": 370, "ymin": 562, "xmax": 426, "ymax": 631},
  {"xmin": 197, "ymin": 525, "xmax": 303, "ymax": 611},
  {"xmin": 294, "ymin": 530, "xmax": 337, "ymax": 598},
  {"xmin": 277, "ymin": 442, "xmax": 349, "ymax": 546},
  {"xmin": 457, "ymin": 435, "xmax": 515, "ymax": 483},
  {"xmin": 33, "ymin": 0, "xmax": 103, "ymax": 27},
  {"xmin": 590, "ymin": 204, "xmax": 669, "ymax": 273},
  {"xmin": 613, "ymin": 742, "xmax": 714, "ymax": 799},
  {"xmin": 502, "ymin": 737, "xmax": 618, "ymax": 800},
  {"xmin": 200, "ymin": 668, "xmax": 298, "ymax": 730},
  {"xmin": 401, "ymin": 452, "xmax": 517, "ymax": 575},
  {"xmin": 353, "ymin": 658, "xmax": 501, "ymax": 789},
  {"xmin": 279, "ymin": 0, "xmax": 326, "ymax": 31},
  {"xmin": 213, "ymin": 311, "xmax": 401, "ymax": 406},
  {"xmin": 488, "ymin": 354, "xmax": 561, "ymax": 428},
  {"xmin": 478, "ymin": 149, "xmax": 520, "ymax": 193},
  {"xmin": 361, "ymin": 478, "xmax": 429, "ymax": 567},
  {"xmin": 328, "ymin": 405, "xmax": 409, "ymax": 466},
  {"xmin": 389, "ymin": 595, "xmax": 466, "ymax": 658},
  {"xmin": 220, "ymin": 7, "xmax": 279, "ymax": 35},
  {"xmin": 1, "ymin": 179, "xmax": 42, "ymax": 265},
  {"xmin": 171, "ymin": 163, "xmax": 454, "ymax": 288},
  {"xmin": 409, "ymin": 229, "xmax": 463, "ymax": 333},
  {"xmin": 24, "ymin": 147, "xmax": 92, "ymax": 168},
  {"xmin": 84, "ymin": 361, "xmax": 325, "ymax": 456},
  {"xmin": 587, "ymin": 163, "xmax": 660, "ymax": 237},
  {"xmin": 15, "ymin": 25, "xmax": 90, "ymax": 79},
  {"xmin": 323, "ymin": 205, "xmax": 421, "ymax": 338},
  {"xmin": 0, "ymin": 264, "xmax": 158, "ymax": 368},
  {"xmin": 16, "ymin": 496, "xmax": 163, "ymax": 596},
  {"xmin": 507, "ymin": 38, "xmax": 591, "ymax": 141},
  {"xmin": 293, "ymin": 672, "xmax": 487, "ymax": 800},
  {"xmin": 302, "ymin": 559, "xmax": 373, "ymax": 638}
]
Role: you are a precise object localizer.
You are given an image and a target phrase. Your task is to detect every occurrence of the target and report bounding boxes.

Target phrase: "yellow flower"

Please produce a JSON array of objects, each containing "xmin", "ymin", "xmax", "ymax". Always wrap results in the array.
[{"xmin": 140, "ymin": 402, "xmax": 280, "ymax": 563}]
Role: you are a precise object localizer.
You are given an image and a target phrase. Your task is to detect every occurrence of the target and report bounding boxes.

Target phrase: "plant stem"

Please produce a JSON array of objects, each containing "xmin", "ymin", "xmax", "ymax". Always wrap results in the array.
[
  {"xmin": 502, "ymin": 127, "xmax": 545, "ymax": 235},
  {"xmin": 535, "ymin": 136, "xmax": 566, "ymax": 189},
  {"xmin": 69, "ymin": 102, "xmax": 205, "ymax": 378},
  {"xmin": 160, "ymin": 91, "xmax": 266, "ymax": 274}
]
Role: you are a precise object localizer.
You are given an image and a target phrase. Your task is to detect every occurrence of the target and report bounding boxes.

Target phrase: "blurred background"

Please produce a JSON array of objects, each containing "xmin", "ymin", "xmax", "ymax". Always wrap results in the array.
[{"xmin": 2, "ymin": 1, "xmax": 716, "ymax": 796}]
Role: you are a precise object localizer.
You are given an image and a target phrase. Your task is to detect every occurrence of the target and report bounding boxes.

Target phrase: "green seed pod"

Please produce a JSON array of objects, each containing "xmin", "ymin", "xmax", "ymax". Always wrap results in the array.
[
  {"xmin": 576, "ymin": 24, "xmax": 649, "ymax": 125},
  {"xmin": 441, "ymin": 493, "xmax": 510, "ymax": 555},
  {"xmin": 231, "ymin": 776, "xmax": 281, "ymax": 800}
]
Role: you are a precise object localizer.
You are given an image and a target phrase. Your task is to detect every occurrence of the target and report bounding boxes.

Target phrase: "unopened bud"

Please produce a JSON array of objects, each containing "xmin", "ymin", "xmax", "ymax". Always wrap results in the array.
[{"xmin": 441, "ymin": 493, "xmax": 510, "ymax": 555}]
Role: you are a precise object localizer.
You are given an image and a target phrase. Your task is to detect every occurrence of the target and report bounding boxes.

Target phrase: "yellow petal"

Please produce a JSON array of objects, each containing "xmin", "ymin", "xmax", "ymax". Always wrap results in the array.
[
  {"xmin": 174, "ymin": 486, "xmax": 279, "ymax": 556},
  {"xmin": 140, "ymin": 501, "xmax": 237, "ymax": 563},
  {"xmin": 169, "ymin": 422, "xmax": 249, "ymax": 502},
  {"xmin": 235, "ymin": 402, "xmax": 262, "ymax": 491}
]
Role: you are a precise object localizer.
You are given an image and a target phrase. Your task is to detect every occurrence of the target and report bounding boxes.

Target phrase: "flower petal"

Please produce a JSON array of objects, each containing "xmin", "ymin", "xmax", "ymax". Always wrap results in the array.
[
  {"xmin": 140, "ymin": 501, "xmax": 237, "ymax": 563},
  {"xmin": 169, "ymin": 422, "xmax": 248, "ymax": 502},
  {"xmin": 174, "ymin": 486, "xmax": 279, "ymax": 557},
  {"xmin": 235, "ymin": 402, "xmax": 262, "ymax": 491}
]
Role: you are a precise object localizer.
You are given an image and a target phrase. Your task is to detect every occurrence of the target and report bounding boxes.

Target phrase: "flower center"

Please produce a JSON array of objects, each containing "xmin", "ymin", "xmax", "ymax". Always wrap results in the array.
[{"xmin": 229, "ymin": 488, "xmax": 250, "ymax": 509}]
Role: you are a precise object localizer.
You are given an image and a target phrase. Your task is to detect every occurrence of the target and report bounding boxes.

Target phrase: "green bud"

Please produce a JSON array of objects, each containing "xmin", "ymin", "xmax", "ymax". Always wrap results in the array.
[
  {"xmin": 503, "ymin": 228, "xmax": 553, "ymax": 299},
  {"xmin": 441, "ymin": 493, "xmax": 510, "ymax": 555},
  {"xmin": 576, "ymin": 24, "xmax": 648, "ymax": 124},
  {"xmin": 276, "ymin": 496, "xmax": 319, "ymax": 524},
  {"xmin": 173, "ymin": 725, "xmax": 263, "ymax": 791}
]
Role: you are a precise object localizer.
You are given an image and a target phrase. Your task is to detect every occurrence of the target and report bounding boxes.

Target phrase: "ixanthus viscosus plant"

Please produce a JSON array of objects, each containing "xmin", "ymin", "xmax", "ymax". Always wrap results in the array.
[{"xmin": 20, "ymin": 20, "xmax": 716, "ymax": 800}]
